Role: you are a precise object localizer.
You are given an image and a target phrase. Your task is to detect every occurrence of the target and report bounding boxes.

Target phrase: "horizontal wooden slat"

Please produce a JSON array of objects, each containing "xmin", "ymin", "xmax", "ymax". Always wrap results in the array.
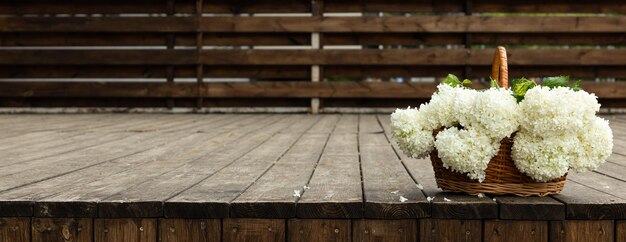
[
  {"xmin": 0, "ymin": 50, "xmax": 197, "ymax": 65},
  {"xmin": 0, "ymin": 1, "xmax": 197, "ymax": 14},
  {"xmin": 201, "ymin": 16, "xmax": 626, "ymax": 33},
  {"xmin": 0, "ymin": 17, "xmax": 197, "ymax": 32},
  {"xmin": 3, "ymin": 33, "xmax": 624, "ymax": 47},
  {"xmin": 207, "ymin": 0, "xmax": 626, "ymax": 14},
  {"xmin": 1, "ymin": 81, "xmax": 624, "ymax": 98},
  {"xmin": 3, "ymin": 49, "xmax": 624, "ymax": 66},
  {"xmin": 2, "ymin": 16, "xmax": 625, "ymax": 33},
  {"xmin": 323, "ymin": 33, "xmax": 626, "ymax": 46},
  {"xmin": 199, "ymin": 49, "xmax": 626, "ymax": 66}
]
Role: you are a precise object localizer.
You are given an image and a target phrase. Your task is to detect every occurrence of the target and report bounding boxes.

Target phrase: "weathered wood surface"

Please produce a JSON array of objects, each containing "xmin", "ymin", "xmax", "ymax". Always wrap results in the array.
[{"xmin": 0, "ymin": 114, "xmax": 623, "ymax": 223}]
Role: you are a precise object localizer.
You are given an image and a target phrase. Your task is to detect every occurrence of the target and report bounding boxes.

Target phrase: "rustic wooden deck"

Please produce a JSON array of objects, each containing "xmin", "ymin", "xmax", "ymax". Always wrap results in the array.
[{"xmin": 0, "ymin": 114, "xmax": 625, "ymax": 242}]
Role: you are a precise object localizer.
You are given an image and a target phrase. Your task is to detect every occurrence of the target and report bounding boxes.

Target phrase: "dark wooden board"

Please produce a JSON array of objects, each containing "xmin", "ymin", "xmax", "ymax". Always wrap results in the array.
[
  {"xmin": 199, "ymin": 49, "xmax": 626, "ymax": 66},
  {"xmin": 377, "ymin": 115, "xmax": 498, "ymax": 219},
  {"xmin": 353, "ymin": 219, "xmax": 417, "ymax": 242},
  {"xmin": 200, "ymin": 16, "xmax": 626, "ymax": 33},
  {"xmin": 94, "ymin": 219, "xmax": 157, "ymax": 242},
  {"xmin": 419, "ymin": 219, "xmax": 482, "ymax": 242},
  {"xmin": 287, "ymin": 219, "xmax": 350, "ymax": 242},
  {"xmin": 159, "ymin": 219, "xmax": 221, "ymax": 242},
  {"xmin": 32, "ymin": 218, "xmax": 92, "ymax": 242},
  {"xmin": 496, "ymin": 196, "xmax": 564, "ymax": 220},
  {"xmin": 222, "ymin": 219, "xmax": 285, "ymax": 242},
  {"xmin": 230, "ymin": 116, "xmax": 338, "ymax": 218},
  {"xmin": 618, "ymin": 220, "xmax": 626, "ymax": 242},
  {"xmin": 484, "ymin": 220, "xmax": 548, "ymax": 242},
  {"xmin": 359, "ymin": 115, "xmax": 429, "ymax": 219},
  {"xmin": 296, "ymin": 115, "xmax": 363, "ymax": 219},
  {"xmin": 0, "ymin": 116, "xmax": 245, "ymax": 217},
  {"xmin": 0, "ymin": 218, "xmax": 29, "ymax": 242},
  {"xmin": 164, "ymin": 116, "xmax": 319, "ymax": 218},
  {"xmin": 550, "ymin": 220, "xmax": 614, "ymax": 242},
  {"xmin": 552, "ymin": 181, "xmax": 626, "ymax": 220}
]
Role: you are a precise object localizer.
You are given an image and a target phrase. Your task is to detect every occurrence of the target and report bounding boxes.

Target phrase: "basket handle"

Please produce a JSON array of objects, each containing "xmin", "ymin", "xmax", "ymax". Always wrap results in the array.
[{"xmin": 491, "ymin": 46, "xmax": 509, "ymax": 88}]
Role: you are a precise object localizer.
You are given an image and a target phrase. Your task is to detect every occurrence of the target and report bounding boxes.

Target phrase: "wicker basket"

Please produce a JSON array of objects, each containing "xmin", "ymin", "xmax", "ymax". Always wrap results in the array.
[{"xmin": 430, "ymin": 46, "xmax": 567, "ymax": 196}]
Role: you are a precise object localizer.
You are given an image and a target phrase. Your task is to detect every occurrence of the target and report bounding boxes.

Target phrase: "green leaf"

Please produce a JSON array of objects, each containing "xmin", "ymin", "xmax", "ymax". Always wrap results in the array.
[
  {"xmin": 542, "ymin": 75, "xmax": 583, "ymax": 91},
  {"xmin": 442, "ymin": 74, "xmax": 462, "ymax": 87},
  {"xmin": 490, "ymin": 77, "xmax": 500, "ymax": 88},
  {"xmin": 511, "ymin": 77, "xmax": 536, "ymax": 102},
  {"xmin": 543, "ymin": 76, "xmax": 570, "ymax": 88},
  {"xmin": 462, "ymin": 79, "xmax": 472, "ymax": 85}
]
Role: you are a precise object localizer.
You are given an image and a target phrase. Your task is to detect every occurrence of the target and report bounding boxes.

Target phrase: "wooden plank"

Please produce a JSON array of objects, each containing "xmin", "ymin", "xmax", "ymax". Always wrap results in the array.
[
  {"xmin": 359, "ymin": 115, "xmax": 429, "ymax": 219},
  {"xmin": 159, "ymin": 219, "xmax": 220, "ymax": 242},
  {"xmin": 549, "ymin": 220, "xmax": 613, "ymax": 242},
  {"xmin": 32, "ymin": 218, "xmax": 92, "ymax": 242},
  {"xmin": 483, "ymin": 220, "xmax": 547, "ymax": 242},
  {"xmin": 0, "ymin": 17, "xmax": 196, "ymax": 32},
  {"xmin": 0, "ymin": 218, "xmax": 29, "ymax": 242},
  {"xmin": 1, "ymin": 115, "xmax": 269, "ymax": 218},
  {"xmin": 199, "ymin": 49, "xmax": 626, "ymax": 66},
  {"xmin": 164, "ymin": 115, "xmax": 319, "ymax": 218},
  {"xmin": 377, "ymin": 115, "xmax": 498, "ymax": 219},
  {"xmin": 568, "ymin": 171, "xmax": 626, "ymax": 200},
  {"xmin": 95, "ymin": 219, "xmax": 157, "ymax": 242},
  {"xmin": 0, "ymin": 201, "xmax": 33, "ymax": 217},
  {"xmin": 352, "ymin": 219, "xmax": 417, "ymax": 242},
  {"xmin": 222, "ymin": 219, "xmax": 285, "ymax": 242},
  {"xmin": 496, "ymin": 196, "xmax": 564, "ymax": 220},
  {"xmin": 0, "ymin": 50, "xmax": 197, "ymax": 65},
  {"xmin": 618, "ymin": 220, "xmax": 626, "ymax": 242},
  {"xmin": 0, "ymin": 1, "xmax": 198, "ymax": 14},
  {"xmin": 287, "ymin": 219, "xmax": 350, "ymax": 242},
  {"xmin": 201, "ymin": 16, "xmax": 626, "ymax": 33},
  {"xmin": 419, "ymin": 219, "xmax": 481, "ymax": 242},
  {"xmin": 2, "ymin": 16, "xmax": 624, "ymax": 33},
  {"xmin": 323, "ymin": 33, "xmax": 626, "ymax": 46},
  {"xmin": 230, "ymin": 115, "xmax": 339, "ymax": 218},
  {"xmin": 552, "ymin": 181, "xmax": 626, "ymax": 219},
  {"xmin": 296, "ymin": 115, "xmax": 363, "ymax": 219}
]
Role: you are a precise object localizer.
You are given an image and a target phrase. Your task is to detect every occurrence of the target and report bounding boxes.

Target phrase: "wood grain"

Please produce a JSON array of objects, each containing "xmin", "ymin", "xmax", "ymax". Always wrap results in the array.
[
  {"xmin": 201, "ymin": 16, "xmax": 626, "ymax": 33},
  {"xmin": 420, "ymin": 219, "xmax": 481, "ymax": 242},
  {"xmin": 296, "ymin": 115, "xmax": 363, "ymax": 219},
  {"xmin": 0, "ymin": 218, "xmax": 29, "ymax": 242},
  {"xmin": 359, "ymin": 115, "xmax": 429, "ymax": 219},
  {"xmin": 353, "ymin": 219, "xmax": 417, "ymax": 242},
  {"xmin": 94, "ymin": 219, "xmax": 157, "ymax": 242},
  {"xmin": 483, "ymin": 220, "xmax": 547, "ymax": 242},
  {"xmin": 288, "ymin": 219, "xmax": 350, "ymax": 242},
  {"xmin": 159, "ymin": 219, "xmax": 220, "ymax": 242},
  {"xmin": 550, "ymin": 220, "xmax": 614, "ymax": 242},
  {"xmin": 222, "ymin": 219, "xmax": 285, "ymax": 242},
  {"xmin": 32, "ymin": 218, "xmax": 92, "ymax": 242},
  {"xmin": 617, "ymin": 220, "xmax": 626, "ymax": 242}
]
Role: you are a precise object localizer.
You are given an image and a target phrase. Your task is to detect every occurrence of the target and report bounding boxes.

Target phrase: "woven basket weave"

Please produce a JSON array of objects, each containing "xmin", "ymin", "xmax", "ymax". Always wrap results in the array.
[{"xmin": 430, "ymin": 46, "xmax": 567, "ymax": 196}]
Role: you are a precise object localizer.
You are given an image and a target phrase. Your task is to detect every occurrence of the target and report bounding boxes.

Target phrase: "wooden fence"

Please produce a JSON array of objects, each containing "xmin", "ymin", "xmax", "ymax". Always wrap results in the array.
[{"xmin": 0, "ymin": 0, "xmax": 625, "ymax": 112}]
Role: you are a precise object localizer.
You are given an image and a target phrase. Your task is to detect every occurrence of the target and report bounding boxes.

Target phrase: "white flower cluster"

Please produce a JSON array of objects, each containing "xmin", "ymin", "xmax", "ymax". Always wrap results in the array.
[
  {"xmin": 391, "ymin": 82, "xmax": 613, "ymax": 183},
  {"xmin": 513, "ymin": 87, "xmax": 613, "ymax": 181},
  {"xmin": 391, "ymin": 84, "xmax": 519, "ymax": 181}
]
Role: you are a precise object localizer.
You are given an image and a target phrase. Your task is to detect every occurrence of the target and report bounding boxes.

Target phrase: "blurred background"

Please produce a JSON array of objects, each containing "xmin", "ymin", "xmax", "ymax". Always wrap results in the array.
[{"xmin": 0, "ymin": 0, "xmax": 624, "ymax": 113}]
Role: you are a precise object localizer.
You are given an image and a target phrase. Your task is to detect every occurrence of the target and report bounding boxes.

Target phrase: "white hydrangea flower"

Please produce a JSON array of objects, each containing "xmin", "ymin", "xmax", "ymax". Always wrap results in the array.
[
  {"xmin": 468, "ymin": 88, "xmax": 520, "ymax": 139},
  {"xmin": 428, "ymin": 84, "xmax": 468, "ymax": 128},
  {"xmin": 453, "ymin": 88, "xmax": 479, "ymax": 128},
  {"xmin": 390, "ymin": 107, "xmax": 434, "ymax": 158},
  {"xmin": 434, "ymin": 127, "xmax": 501, "ymax": 182},
  {"xmin": 512, "ymin": 131, "xmax": 573, "ymax": 182},
  {"xmin": 519, "ymin": 86, "xmax": 600, "ymax": 137},
  {"xmin": 570, "ymin": 117, "xmax": 613, "ymax": 172}
]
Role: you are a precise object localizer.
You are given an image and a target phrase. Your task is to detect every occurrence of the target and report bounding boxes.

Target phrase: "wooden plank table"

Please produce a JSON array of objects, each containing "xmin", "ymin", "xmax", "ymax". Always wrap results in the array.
[{"xmin": 0, "ymin": 114, "xmax": 624, "ymax": 242}]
